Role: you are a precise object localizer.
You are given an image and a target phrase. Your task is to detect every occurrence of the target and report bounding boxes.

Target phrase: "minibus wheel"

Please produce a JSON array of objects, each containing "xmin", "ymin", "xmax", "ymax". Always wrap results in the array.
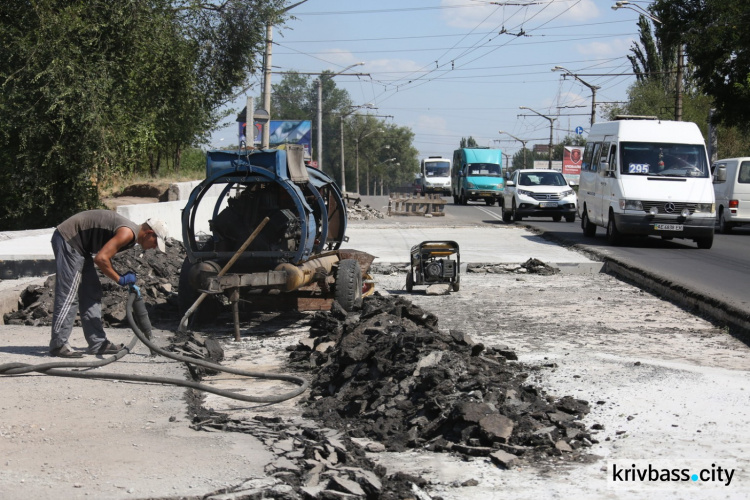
[
  {"xmin": 606, "ymin": 212, "xmax": 623, "ymax": 246},
  {"xmin": 582, "ymin": 211, "xmax": 596, "ymax": 237}
]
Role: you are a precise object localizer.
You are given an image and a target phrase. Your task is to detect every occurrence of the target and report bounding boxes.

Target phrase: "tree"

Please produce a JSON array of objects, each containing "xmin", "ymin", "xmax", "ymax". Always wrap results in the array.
[
  {"xmin": 460, "ymin": 137, "xmax": 479, "ymax": 148},
  {"xmin": 627, "ymin": 16, "xmax": 665, "ymax": 84},
  {"xmin": 652, "ymin": 0, "xmax": 750, "ymax": 129},
  {"xmin": 0, "ymin": 0, "xmax": 285, "ymax": 230}
]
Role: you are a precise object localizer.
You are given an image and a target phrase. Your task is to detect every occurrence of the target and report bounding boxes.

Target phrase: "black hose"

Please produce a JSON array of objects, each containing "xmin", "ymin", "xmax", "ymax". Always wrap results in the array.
[{"xmin": 0, "ymin": 288, "xmax": 309, "ymax": 404}]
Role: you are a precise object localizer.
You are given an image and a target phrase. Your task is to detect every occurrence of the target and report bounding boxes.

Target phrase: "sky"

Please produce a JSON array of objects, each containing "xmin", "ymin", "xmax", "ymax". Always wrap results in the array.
[{"xmin": 209, "ymin": 0, "xmax": 653, "ymax": 165}]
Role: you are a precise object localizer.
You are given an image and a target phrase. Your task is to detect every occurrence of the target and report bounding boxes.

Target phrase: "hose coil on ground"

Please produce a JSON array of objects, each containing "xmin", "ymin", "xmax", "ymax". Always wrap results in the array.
[{"xmin": 0, "ymin": 288, "xmax": 308, "ymax": 404}]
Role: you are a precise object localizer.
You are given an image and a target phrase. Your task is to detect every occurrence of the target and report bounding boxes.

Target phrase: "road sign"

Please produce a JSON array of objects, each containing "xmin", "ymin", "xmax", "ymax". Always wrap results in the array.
[{"xmin": 575, "ymin": 126, "xmax": 584, "ymax": 135}]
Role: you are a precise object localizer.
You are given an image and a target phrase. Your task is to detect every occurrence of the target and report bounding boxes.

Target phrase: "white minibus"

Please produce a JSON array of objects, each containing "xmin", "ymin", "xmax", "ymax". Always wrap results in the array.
[{"xmin": 578, "ymin": 116, "xmax": 715, "ymax": 249}]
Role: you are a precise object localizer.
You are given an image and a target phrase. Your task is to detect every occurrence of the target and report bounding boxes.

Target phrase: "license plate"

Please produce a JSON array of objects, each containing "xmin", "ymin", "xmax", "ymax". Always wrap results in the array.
[
  {"xmin": 654, "ymin": 224, "xmax": 683, "ymax": 231},
  {"xmin": 540, "ymin": 202, "xmax": 558, "ymax": 208},
  {"xmin": 479, "ymin": 192, "xmax": 493, "ymax": 196}
]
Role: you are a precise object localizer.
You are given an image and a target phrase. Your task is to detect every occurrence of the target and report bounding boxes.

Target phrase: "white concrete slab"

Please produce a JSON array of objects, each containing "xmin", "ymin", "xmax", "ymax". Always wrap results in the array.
[
  {"xmin": 0, "ymin": 231, "xmax": 54, "ymax": 259},
  {"xmin": 344, "ymin": 224, "xmax": 593, "ymax": 265}
]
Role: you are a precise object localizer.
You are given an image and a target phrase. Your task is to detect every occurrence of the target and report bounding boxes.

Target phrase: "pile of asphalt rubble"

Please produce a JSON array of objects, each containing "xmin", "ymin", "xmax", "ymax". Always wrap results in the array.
[
  {"xmin": 3, "ymin": 240, "xmax": 185, "ymax": 327},
  {"xmin": 186, "ymin": 292, "xmax": 594, "ymax": 500},
  {"xmin": 346, "ymin": 203, "xmax": 386, "ymax": 221}
]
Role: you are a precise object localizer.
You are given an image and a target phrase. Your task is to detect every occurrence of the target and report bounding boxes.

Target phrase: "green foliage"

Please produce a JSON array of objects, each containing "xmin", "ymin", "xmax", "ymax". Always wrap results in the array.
[
  {"xmin": 653, "ymin": 0, "xmax": 750, "ymax": 130},
  {"xmin": 460, "ymin": 137, "xmax": 479, "ymax": 148},
  {"xmin": 0, "ymin": 0, "xmax": 284, "ymax": 230}
]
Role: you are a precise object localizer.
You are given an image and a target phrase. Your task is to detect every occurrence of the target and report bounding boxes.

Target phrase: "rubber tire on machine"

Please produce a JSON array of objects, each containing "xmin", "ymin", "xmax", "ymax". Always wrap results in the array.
[
  {"xmin": 501, "ymin": 201, "xmax": 512, "ymax": 222},
  {"xmin": 552, "ymin": 215, "xmax": 562, "ymax": 222},
  {"xmin": 565, "ymin": 214, "xmax": 576, "ymax": 222},
  {"xmin": 335, "ymin": 259, "xmax": 363, "ymax": 312},
  {"xmin": 460, "ymin": 191, "xmax": 468, "ymax": 205},
  {"xmin": 453, "ymin": 195, "xmax": 459, "ymax": 205},
  {"xmin": 606, "ymin": 212, "xmax": 623, "ymax": 246},
  {"xmin": 696, "ymin": 236, "xmax": 714, "ymax": 249},
  {"xmin": 581, "ymin": 210, "xmax": 596, "ymax": 237},
  {"xmin": 718, "ymin": 209, "xmax": 733, "ymax": 234},
  {"xmin": 177, "ymin": 257, "xmax": 223, "ymax": 324},
  {"xmin": 405, "ymin": 272, "xmax": 414, "ymax": 292},
  {"xmin": 452, "ymin": 279, "xmax": 460, "ymax": 292},
  {"xmin": 512, "ymin": 201, "xmax": 522, "ymax": 221}
]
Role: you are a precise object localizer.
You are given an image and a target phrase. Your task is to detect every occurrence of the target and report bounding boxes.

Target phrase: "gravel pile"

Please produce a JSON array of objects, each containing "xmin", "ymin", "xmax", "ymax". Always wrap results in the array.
[
  {"xmin": 3, "ymin": 240, "xmax": 185, "ymax": 327},
  {"xmin": 288, "ymin": 295, "xmax": 594, "ymax": 465}
]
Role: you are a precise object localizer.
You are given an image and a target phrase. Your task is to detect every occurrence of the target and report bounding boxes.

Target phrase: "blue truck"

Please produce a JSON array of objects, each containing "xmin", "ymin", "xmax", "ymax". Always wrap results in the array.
[{"xmin": 451, "ymin": 148, "xmax": 505, "ymax": 205}]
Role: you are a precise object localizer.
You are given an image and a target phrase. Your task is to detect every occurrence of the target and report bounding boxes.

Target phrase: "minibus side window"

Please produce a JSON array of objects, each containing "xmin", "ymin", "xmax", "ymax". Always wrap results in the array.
[
  {"xmin": 599, "ymin": 142, "xmax": 610, "ymax": 172},
  {"xmin": 590, "ymin": 143, "xmax": 602, "ymax": 173},
  {"xmin": 582, "ymin": 142, "xmax": 595, "ymax": 171},
  {"xmin": 608, "ymin": 145, "xmax": 617, "ymax": 172},
  {"xmin": 739, "ymin": 161, "xmax": 750, "ymax": 183}
]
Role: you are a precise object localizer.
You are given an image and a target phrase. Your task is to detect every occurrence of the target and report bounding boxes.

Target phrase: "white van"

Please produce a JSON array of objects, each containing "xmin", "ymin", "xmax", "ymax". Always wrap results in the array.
[
  {"xmin": 578, "ymin": 116, "xmax": 715, "ymax": 249},
  {"xmin": 712, "ymin": 158, "xmax": 750, "ymax": 233}
]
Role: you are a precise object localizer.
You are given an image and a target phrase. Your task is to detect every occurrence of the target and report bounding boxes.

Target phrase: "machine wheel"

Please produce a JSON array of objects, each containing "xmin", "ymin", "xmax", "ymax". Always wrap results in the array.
[
  {"xmin": 485, "ymin": 198, "xmax": 495, "ymax": 206},
  {"xmin": 406, "ymin": 272, "xmax": 414, "ymax": 292},
  {"xmin": 696, "ymin": 236, "xmax": 714, "ymax": 249},
  {"xmin": 453, "ymin": 194, "xmax": 459, "ymax": 205},
  {"xmin": 718, "ymin": 209, "xmax": 733, "ymax": 234},
  {"xmin": 335, "ymin": 259, "xmax": 363, "ymax": 312},
  {"xmin": 581, "ymin": 210, "xmax": 596, "ymax": 237},
  {"xmin": 606, "ymin": 212, "xmax": 623, "ymax": 246},
  {"xmin": 565, "ymin": 214, "xmax": 576, "ymax": 223},
  {"xmin": 552, "ymin": 215, "xmax": 562, "ymax": 222},
  {"xmin": 512, "ymin": 200, "xmax": 522, "ymax": 221},
  {"xmin": 177, "ymin": 258, "xmax": 223, "ymax": 325},
  {"xmin": 460, "ymin": 191, "xmax": 468, "ymax": 205},
  {"xmin": 501, "ymin": 201, "xmax": 512, "ymax": 222},
  {"xmin": 452, "ymin": 280, "xmax": 460, "ymax": 292}
]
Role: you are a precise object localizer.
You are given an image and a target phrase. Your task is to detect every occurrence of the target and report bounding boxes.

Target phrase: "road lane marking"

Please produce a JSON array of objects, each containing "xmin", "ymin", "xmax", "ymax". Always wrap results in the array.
[{"xmin": 475, "ymin": 206, "xmax": 504, "ymax": 221}]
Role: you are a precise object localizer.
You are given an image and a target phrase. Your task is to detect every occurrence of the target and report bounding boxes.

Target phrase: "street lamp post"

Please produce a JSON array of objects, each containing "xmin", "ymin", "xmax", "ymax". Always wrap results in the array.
[
  {"xmin": 340, "ymin": 104, "xmax": 375, "ymax": 192},
  {"xmin": 498, "ymin": 130, "xmax": 530, "ymax": 169},
  {"xmin": 315, "ymin": 62, "xmax": 365, "ymax": 173},
  {"xmin": 519, "ymin": 106, "xmax": 555, "ymax": 169},
  {"xmin": 552, "ymin": 66, "xmax": 601, "ymax": 126},
  {"xmin": 355, "ymin": 128, "xmax": 382, "ymax": 195}
]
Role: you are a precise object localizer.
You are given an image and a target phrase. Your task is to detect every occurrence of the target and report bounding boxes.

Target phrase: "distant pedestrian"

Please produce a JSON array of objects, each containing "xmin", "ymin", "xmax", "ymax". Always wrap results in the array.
[{"xmin": 49, "ymin": 210, "xmax": 168, "ymax": 357}]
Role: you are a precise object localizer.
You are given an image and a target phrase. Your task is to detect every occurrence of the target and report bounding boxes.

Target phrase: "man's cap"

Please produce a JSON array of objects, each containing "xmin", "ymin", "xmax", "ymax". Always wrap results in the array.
[{"xmin": 145, "ymin": 219, "xmax": 169, "ymax": 253}]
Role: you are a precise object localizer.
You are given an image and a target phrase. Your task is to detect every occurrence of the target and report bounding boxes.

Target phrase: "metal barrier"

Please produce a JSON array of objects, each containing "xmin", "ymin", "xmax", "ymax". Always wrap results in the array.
[{"xmin": 388, "ymin": 193, "xmax": 446, "ymax": 216}]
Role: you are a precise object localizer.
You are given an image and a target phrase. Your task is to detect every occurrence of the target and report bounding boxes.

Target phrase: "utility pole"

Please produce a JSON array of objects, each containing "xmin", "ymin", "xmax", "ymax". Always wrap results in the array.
[
  {"xmin": 675, "ymin": 44, "xmax": 684, "ymax": 121},
  {"xmin": 552, "ymin": 66, "xmax": 600, "ymax": 126},
  {"xmin": 519, "ymin": 106, "xmax": 555, "ymax": 169},
  {"xmin": 261, "ymin": 1, "xmax": 308, "ymax": 149},
  {"xmin": 498, "ymin": 131, "xmax": 531, "ymax": 169}
]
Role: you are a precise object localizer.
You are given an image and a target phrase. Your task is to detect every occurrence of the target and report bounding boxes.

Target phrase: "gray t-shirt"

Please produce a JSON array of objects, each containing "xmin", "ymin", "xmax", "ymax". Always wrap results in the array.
[{"xmin": 57, "ymin": 210, "xmax": 139, "ymax": 257}]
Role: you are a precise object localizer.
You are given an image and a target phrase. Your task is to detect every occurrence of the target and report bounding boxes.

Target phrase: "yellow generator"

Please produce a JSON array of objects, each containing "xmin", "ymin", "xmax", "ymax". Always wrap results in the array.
[{"xmin": 406, "ymin": 240, "xmax": 460, "ymax": 292}]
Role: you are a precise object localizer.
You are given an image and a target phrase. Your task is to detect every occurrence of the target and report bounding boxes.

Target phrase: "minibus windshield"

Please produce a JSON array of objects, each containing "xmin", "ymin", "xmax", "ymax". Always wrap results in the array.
[
  {"xmin": 620, "ymin": 142, "xmax": 709, "ymax": 178},
  {"xmin": 466, "ymin": 163, "xmax": 501, "ymax": 176}
]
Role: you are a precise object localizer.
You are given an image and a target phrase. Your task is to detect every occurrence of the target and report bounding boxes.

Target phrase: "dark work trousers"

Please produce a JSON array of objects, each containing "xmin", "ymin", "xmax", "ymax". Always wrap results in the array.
[{"xmin": 49, "ymin": 230, "xmax": 108, "ymax": 353}]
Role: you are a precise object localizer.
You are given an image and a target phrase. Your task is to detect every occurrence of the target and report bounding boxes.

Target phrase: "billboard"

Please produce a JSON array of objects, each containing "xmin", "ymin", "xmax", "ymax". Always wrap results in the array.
[
  {"xmin": 238, "ymin": 120, "xmax": 312, "ymax": 157},
  {"xmin": 563, "ymin": 146, "xmax": 583, "ymax": 175}
]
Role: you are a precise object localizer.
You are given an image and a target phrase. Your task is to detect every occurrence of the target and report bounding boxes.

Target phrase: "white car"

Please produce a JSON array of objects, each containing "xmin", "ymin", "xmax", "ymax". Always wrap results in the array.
[{"xmin": 502, "ymin": 169, "xmax": 577, "ymax": 222}]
